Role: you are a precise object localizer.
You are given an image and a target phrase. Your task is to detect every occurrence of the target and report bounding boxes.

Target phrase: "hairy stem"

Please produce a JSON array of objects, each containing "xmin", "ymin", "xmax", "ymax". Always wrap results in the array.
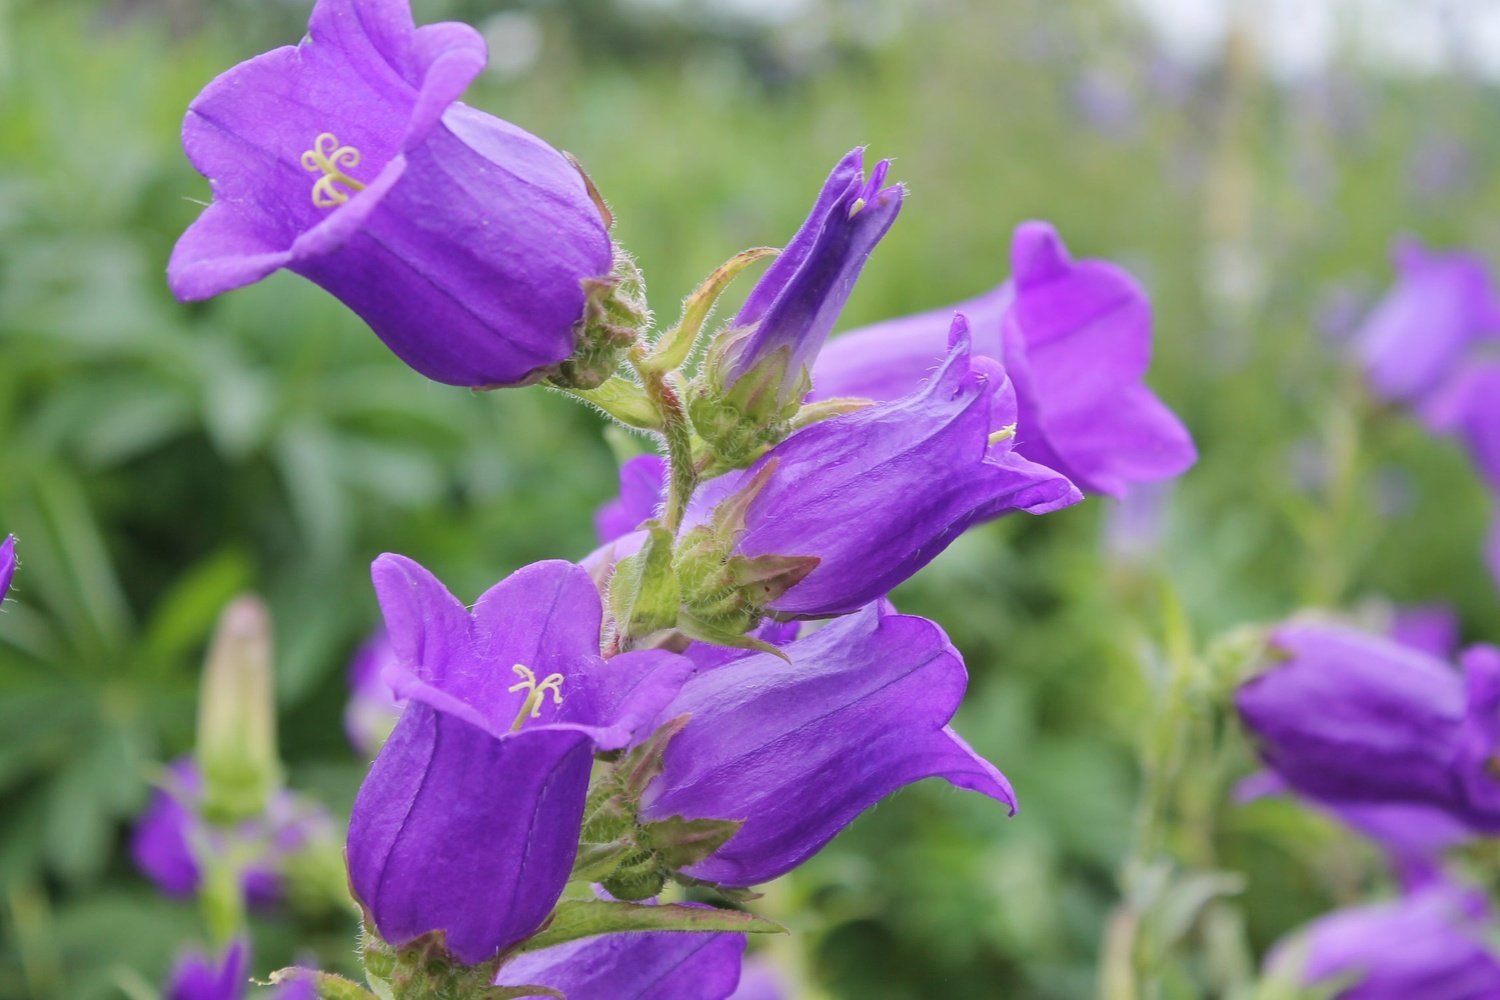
[{"xmin": 634, "ymin": 353, "xmax": 698, "ymax": 533}]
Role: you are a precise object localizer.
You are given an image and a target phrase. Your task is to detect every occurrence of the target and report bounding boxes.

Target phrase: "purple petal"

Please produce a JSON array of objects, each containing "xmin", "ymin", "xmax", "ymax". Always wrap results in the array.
[
  {"xmin": 493, "ymin": 928, "xmax": 746, "ymax": 1000},
  {"xmin": 0, "ymin": 535, "xmax": 15, "ymax": 604},
  {"xmin": 344, "ymin": 629, "xmax": 405, "ymax": 757},
  {"xmin": 1419, "ymin": 359, "xmax": 1500, "ymax": 491},
  {"xmin": 641, "ymin": 604, "xmax": 1013, "ymax": 886},
  {"xmin": 347, "ymin": 702, "xmax": 593, "ymax": 963},
  {"xmin": 166, "ymin": 938, "xmax": 250, "ymax": 1000},
  {"xmin": 1390, "ymin": 604, "xmax": 1462, "ymax": 661},
  {"xmin": 595, "ymin": 455, "xmax": 667, "ymax": 544}
]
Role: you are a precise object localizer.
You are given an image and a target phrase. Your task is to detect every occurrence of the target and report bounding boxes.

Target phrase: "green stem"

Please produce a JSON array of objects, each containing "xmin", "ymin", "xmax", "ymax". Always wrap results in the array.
[{"xmin": 635, "ymin": 356, "xmax": 698, "ymax": 533}]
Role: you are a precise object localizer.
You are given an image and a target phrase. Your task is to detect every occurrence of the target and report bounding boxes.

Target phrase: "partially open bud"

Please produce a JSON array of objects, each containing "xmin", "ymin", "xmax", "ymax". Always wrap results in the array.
[
  {"xmin": 196, "ymin": 596, "xmax": 282, "ymax": 825},
  {"xmin": 689, "ymin": 149, "xmax": 903, "ymax": 469}
]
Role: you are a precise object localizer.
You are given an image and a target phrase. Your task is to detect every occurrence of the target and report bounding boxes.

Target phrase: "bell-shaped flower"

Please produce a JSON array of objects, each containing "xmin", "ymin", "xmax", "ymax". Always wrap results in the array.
[
  {"xmin": 683, "ymin": 315, "xmax": 1078, "ymax": 620},
  {"xmin": 1236, "ymin": 623, "xmax": 1500, "ymax": 838},
  {"xmin": 1265, "ymin": 881, "xmax": 1500, "ymax": 1000},
  {"xmin": 493, "ymin": 925, "xmax": 746, "ymax": 999},
  {"xmin": 1353, "ymin": 238, "xmax": 1500, "ymax": 405},
  {"xmin": 811, "ymin": 221, "xmax": 1195, "ymax": 497},
  {"xmin": 1420, "ymin": 358, "xmax": 1500, "ymax": 491},
  {"xmin": 168, "ymin": 0, "xmax": 614, "ymax": 388},
  {"xmin": 131, "ymin": 759, "xmax": 333, "ymax": 907},
  {"xmin": 347, "ymin": 554, "xmax": 692, "ymax": 963},
  {"xmin": 0, "ymin": 534, "xmax": 14, "ymax": 604},
  {"xmin": 1391, "ymin": 603, "xmax": 1462, "ymax": 661},
  {"xmin": 595, "ymin": 455, "xmax": 667, "ymax": 544},
  {"xmin": 637, "ymin": 602, "xmax": 1014, "ymax": 887},
  {"xmin": 690, "ymin": 150, "xmax": 902, "ymax": 459},
  {"xmin": 343, "ymin": 630, "xmax": 405, "ymax": 757}
]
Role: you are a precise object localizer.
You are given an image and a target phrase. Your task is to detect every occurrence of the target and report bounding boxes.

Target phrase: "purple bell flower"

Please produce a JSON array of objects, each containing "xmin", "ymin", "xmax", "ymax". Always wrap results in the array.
[
  {"xmin": 343, "ymin": 630, "xmax": 404, "ymax": 757},
  {"xmin": 1352, "ymin": 238, "xmax": 1500, "ymax": 405},
  {"xmin": 131, "ymin": 759, "xmax": 332, "ymax": 907},
  {"xmin": 595, "ymin": 455, "xmax": 667, "ymax": 544},
  {"xmin": 1266, "ymin": 882, "xmax": 1500, "ymax": 1000},
  {"xmin": 168, "ymin": 0, "xmax": 613, "ymax": 388},
  {"xmin": 167, "ymin": 939, "xmax": 250, "ymax": 1000},
  {"xmin": 1421, "ymin": 358, "xmax": 1500, "ymax": 491},
  {"xmin": 1391, "ymin": 603, "xmax": 1462, "ymax": 661},
  {"xmin": 812, "ymin": 221, "xmax": 1195, "ymax": 497},
  {"xmin": 695, "ymin": 315, "xmax": 1078, "ymax": 618},
  {"xmin": 493, "ymin": 926, "xmax": 746, "ymax": 999},
  {"xmin": 0, "ymin": 535, "xmax": 14, "ymax": 604},
  {"xmin": 728, "ymin": 958, "xmax": 788, "ymax": 1000},
  {"xmin": 638, "ymin": 602, "xmax": 1014, "ymax": 887},
  {"xmin": 347, "ymin": 554, "xmax": 692, "ymax": 963},
  {"xmin": 1236, "ymin": 624, "xmax": 1500, "ymax": 839},
  {"xmin": 714, "ymin": 149, "xmax": 903, "ymax": 405}
]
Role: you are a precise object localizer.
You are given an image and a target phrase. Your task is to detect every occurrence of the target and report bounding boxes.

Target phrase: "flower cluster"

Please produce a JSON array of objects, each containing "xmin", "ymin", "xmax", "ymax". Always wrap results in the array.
[
  {"xmin": 1237, "ymin": 621, "xmax": 1500, "ymax": 994},
  {"xmin": 153, "ymin": 0, "xmax": 1194, "ymax": 993}
]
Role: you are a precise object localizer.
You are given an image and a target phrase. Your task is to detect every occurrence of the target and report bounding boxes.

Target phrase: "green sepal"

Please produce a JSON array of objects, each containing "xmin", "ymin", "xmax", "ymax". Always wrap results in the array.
[
  {"xmin": 724, "ymin": 553, "xmax": 819, "ymax": 608},
  {"xmin": 644, "ymin": 247, "xmax": 778, "ymax": 375},
  {"xmin": 668, "ymin": 872, "xmax": 765, "ymax": 904},
  {"xmin": 788, "ymin": 395, "xmax": 874, "ymax": 433},
  {"xmin": 519, "ymin": 899, "xmax": 785, "ymax": 954},
  {"xmin": 677, "ymin": 612, "xmax": 790, "ymax": 663},
  {"xmin": 642, "ymin": 815, "xmax": 744, "ymax": 870},
  {"xmin": 608, "ymin": 523, "xmax": 680, "ymax": 646},
  {"xmin": 570, "ymin": 839, "xmax": 637, "ymax": 883},
  {"xmin": 269, "ymin": 970, "xmax": 375, "ymax": 1000},
  {"xmin": 551, "ymin": 255, "xmax": 651, "ymax": 390},
  {"xmin": 550, "ymin": 377, "xmax": 662, "ymax": 432}
]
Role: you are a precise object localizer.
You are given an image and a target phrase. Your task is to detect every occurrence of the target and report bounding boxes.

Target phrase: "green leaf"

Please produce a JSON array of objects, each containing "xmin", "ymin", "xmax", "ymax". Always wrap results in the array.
[
  {"xmin": 517, "ymin": 899, "xmax": 784, "ymax": 954},
  {"xmin": 645, "ymin": 246, "xmax": 778, "ymax": 374},
  {"xmin": 609, "ymin": 523, "xmax": 680, "ymax": 644},
  {"xmin": 551, "ymin": 377, "xmax": 662, "ymax": 432}
]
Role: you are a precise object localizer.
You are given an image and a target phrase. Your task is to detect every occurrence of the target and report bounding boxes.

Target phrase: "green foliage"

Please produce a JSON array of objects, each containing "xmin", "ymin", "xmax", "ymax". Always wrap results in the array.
[{"xmin": 2, "ymin": 0, "xmax": 1499, "ymax": 997}]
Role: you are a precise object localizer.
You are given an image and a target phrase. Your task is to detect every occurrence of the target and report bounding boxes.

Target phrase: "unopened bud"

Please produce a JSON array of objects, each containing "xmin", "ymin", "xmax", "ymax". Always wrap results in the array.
[{"xmin": 196, "ymin": 595, "xmax": 281, "ymax": 824}]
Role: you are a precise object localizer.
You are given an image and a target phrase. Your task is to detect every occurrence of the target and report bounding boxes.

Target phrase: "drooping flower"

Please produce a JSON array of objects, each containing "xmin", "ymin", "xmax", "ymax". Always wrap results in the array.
[
  {"xmin": 343, "ymin": 630, "xmax": 404, "ymax": 757},
  {"xmin": 166, "ymin": 939, "xmax": 250, "ymax": 1000},
  {"xmin": 1236, "ymin": 624, "xmax": 1500, "ymax": 838},
  {"xmin": 682, "ymin": 316, "xmax": 1079, "ymax": 620},
  {"xmin": 347, "ymin": 555, "xmax": 692, "ymax": 963},
  {"xmin": 1390, "ymin": 603, "xmax": 1461, "ymax": 661},
  {"xmin": 812, "ymin": 221, "xmax": 1195, "ymax": 497},
  {"xmin": 168, "ymin": 0, "xmax": 614, "ymax": 388},
  {"xmin": 1352, "ymin": 238, "xmax": 1500, "ymax": 405},
  {"xmin": 131, "ymin": 759, "xmax": 333, "ymax": 907},
  {"xmin": 1265, "ymin": 881, "xmax": 1500, "ymax": 1000},
  {"xmin": 638, "ymin": 602, "xmax": 1014, "ymax": 887},
  {"xmin": 492, "ymin": 926, "xmax": 746, "ymax": 999},
  {"xmin": 0, "ymin": 535, "xmax": 14, "ymax": 604}
]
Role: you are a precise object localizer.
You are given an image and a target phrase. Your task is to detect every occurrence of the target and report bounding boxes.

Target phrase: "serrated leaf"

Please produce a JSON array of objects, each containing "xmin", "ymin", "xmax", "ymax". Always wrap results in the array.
[{"xmin": 517, "ymin": 899, "xmax": 784, "ymax": 953}]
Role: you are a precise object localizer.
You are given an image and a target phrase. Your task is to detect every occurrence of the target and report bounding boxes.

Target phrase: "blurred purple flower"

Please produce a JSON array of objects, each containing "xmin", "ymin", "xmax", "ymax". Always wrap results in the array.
[
  {"xmin": 595, "ymin": 455, "xmax": 666, "ymax": 544},
  {"xmin": 1391, "ymin": 604, "xmax": 1461, "ymax": 661},
  {"xmin": 347, "ymin": 555, "xmax": 692, "ymax": 963},
  {"xmin": 343, "ymin": 630, "xmax": 404, "ymax": 757},
  {"xmin": 0, "ymin": 535, "xmax": 14, "ymax": 604},
  {"xmin": 131, "ymin": 760, "xmax": 332, "ymax": 907},
  {"xmin": 1104, "ymin": 480, "xmax": 1170, "ymax": 565},
  {"xmin": 1267, "ymin": 881, "xmax": 1500, "ymax": 1000},
  {"xmin": 1409, "ymin": 135, "xmax": 1473, "ymax": 201},
  {"xmin": 168, "ymin": 0, "xmax": 612, "ymax": 388},
  {"xmin": 1237, "ymin": 624, "xmax": 1500, "ymax": 841},
  {"xmin": 167, "ymin": 939, "xmax": 249, "ymax": 1000},
  {"xmin": 1070, "ymin": 69, "xmax": 1138, "ymax": 138},
  {"xmin": 1352, "ymin": 239, "xmax": 1500, "ymax": 405},
  {"xmin": 1421, "ymin": 359, "xmax": 1500, "ymax": 491},
  {"xmin": 701, "ymin": 316, "xmax": 1079, "ymax": 618},
  {"xmin": 493, "ymin": 925, "xmax": 745, "ymax": 999},
  {"xmin": 812, "ymin": 222, "xmax": 1195, "ymax": 497},
  {"xmin": 639, "ymin": 602, "xmax": 1013, "ymax": 887},
  {"xmin": 728, "ymin": 957, "xmax": 788, "ymax": 1000}
]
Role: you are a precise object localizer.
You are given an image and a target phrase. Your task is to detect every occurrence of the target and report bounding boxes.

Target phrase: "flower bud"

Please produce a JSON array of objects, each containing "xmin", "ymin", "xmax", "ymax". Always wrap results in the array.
[{"xmin": 196, "ymin": 596, "xmax": 281, "ymax": 825}]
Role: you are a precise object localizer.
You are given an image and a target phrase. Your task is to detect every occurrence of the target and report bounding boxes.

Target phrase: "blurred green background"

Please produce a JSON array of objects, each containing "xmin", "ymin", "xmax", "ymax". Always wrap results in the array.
[{"xmin": 2, "ymin": 0, "xmax": 1499, "ymax": 996}]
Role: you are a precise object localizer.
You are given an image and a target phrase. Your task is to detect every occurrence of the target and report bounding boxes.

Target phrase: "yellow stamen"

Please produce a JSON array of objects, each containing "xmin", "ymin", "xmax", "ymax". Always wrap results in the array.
[
  {"xmin": 508, "ymin": 664, "xmax": 566, "ymax": 731},
  {"xmin": 301, "ymin": 132, "xmax": 366, "ymax": 208},
  {"xmin": 988, "ymin": 424, "xmax": 1017, "ymax": 446}
]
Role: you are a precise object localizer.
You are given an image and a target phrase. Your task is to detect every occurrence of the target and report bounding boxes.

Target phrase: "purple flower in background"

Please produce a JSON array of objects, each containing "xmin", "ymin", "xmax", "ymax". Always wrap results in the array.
[
  {"xmin": 1267, "ymin": 882, "xmax": 1500, "ymax": 1000},
  {"xmin": 728, "ymin": 958, "xmax": 787, "ymax": 1000},
  {"xmin": 1236, "ymin": 624, "xmax": 1500, "ymax": 838},
  {"xmin": 0, "ymin": 535, "xmax": 14, "ymax": 603},
  {"xmin": 347, "ymin": 555, "xmax": 692, "ymax": 963},
  {"xmin": 1390, "ymin": 604, "xmax": 1461, "ymax": 661},
  {"xmin": 166, "ymin": 939, "xmax": 249, "ymax": 1000},
  {"xmin": 132, "ymin": 760, "xmax": 332, "ymax": 906},
  {"xmin": 493, "ymin": 926, "xmax": 746, "ymax": 999},
  {"xmin": 696, "ymin": 316, "xmax": 1079, "ymax": 618},
  {"xmin": 1421, "ymin": 359, "xmax": 1500, "ymax": 492},
  {"xmin": 712, "ymin": 149, "xmax": 903, "ymax": 408},
  {"xmin": 343, "ymin": 630, "xmax": 404, "ymax": 757},
  {"xmin": 168, "ymin": 0, "xmax": 612, "ymax": 388},
  {"xmin": 595, "ymin": 455, "xmax": 666, "ymax": 544},
  {"xmin": 1352, "ymin": 239, "xmax": 1500, "ymax": 405},
  {"xmin": 812, "ymin": 222, "xmax": 1195, "ymax": 497},
  {"xmin": 639, "ymin": 602, "xmax": 1014, "ymax": 886}
]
